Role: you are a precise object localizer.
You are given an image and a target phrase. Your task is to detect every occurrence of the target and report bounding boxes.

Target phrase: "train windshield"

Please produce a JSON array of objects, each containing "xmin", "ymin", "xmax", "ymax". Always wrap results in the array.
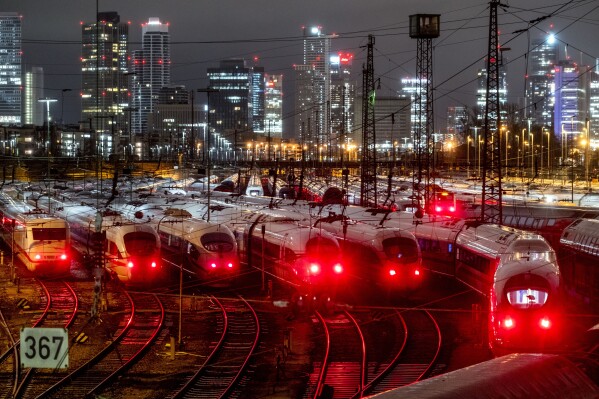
[
  {"xmin": 32, "ymin": 228, "xmax": 67, "ymax": 241},
  {"xmin": 506, "ymin": 288, "xmax": 549, "ymax": 309},
  {"xmin": 123, "ymin": 232, "xmax": 157, "ymax": 256},
  {"xmin": 382, "ymin": 237, "xmax": 419, "ymax": 264},
  {"xmin": 200, "ymin": 232, "xmax": 235, "ymax": 252}
]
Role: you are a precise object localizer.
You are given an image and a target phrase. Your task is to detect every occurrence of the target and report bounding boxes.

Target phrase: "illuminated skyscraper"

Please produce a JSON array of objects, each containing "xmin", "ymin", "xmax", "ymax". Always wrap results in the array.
[
  {"xmin": 446, "ymin": 106, "xmax": 467, "ymax": 138},
  {"xmin": 476, "ymin": 64, "xmax": 508, "ymax": 123},
  {"xmin": 401, "ymin": 77, "xmax": 426, "ymax": 135},
  {"xmin": 132, "ymin": 18, "xmax": 170, "ymax": 135},
  {"xmin": 81, "ymin": 11, "xmax": 129, "ymax": 150},
  {"xmin": 295, "ymin": 26, "xmax": 336, "ymax": 143},
  {"xmin": 590, "ymin": 63, "xmax": 599, "ymax": 143},
  {"xmin": 0, "ymin": 13, "xmax": 22, "ymax": 125},
  {"xmin": 330, "ymin": 52, "xmax": 355, "ymax": 148},
  {"xmin": 525, "ymin": 33, "xmax": 558, "ymax": 128},
  {"xmin": 265, "ymin": 74, "xmax": 283, "ymax": 138},
  {"xmin": 251, "ymin": 66, "xmax": 265, "ymax": 133},
  {"xmin": 23, "ymin": 66, "xmax": 44, "ymax": 126},
  {"xmin": 554, "ymin": 60, "xmax": 587, "ymax": 138}
]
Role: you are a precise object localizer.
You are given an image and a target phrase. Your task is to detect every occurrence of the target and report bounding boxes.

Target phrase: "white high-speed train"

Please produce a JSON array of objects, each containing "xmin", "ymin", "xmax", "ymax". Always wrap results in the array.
[
  {"xmin": 31, "ymin": 196, "xmax": 161, "ymax": 285},
  {"xmin": 0, "ymin": 194, "xmax": 70, "ymax": 276},
  {"xmin": 116, "ymin": 201, "xmax": 239, "ymax": 286}
]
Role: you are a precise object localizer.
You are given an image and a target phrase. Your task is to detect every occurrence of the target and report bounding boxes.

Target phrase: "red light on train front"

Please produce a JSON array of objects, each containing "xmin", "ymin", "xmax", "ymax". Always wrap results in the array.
[
  {"xmin": 414, "ymin": 269, "xmax": 420, "ymax": 276},
  {"xmin": 211, "ymin": 262, "xmax": 217, "ymax": 268},
  {"xmin": 333, "ymin": 263, "xmax": 343, "ymax": 274},
  {"xmin": 35, "ymin": 254, "xmax": 41, "ymax": 260},
  {"xmin": 389, "ymin": 269, "xmax": 396, "ymax": 276},
  {"xmin": 435, "ymin": 205, "xmax": 442, "ymax": 212},
  {"xmin": 60, "ymin": 254, "xmax": 67, "ymax": 260},
  {"xmin": 503, "ymin": 316, "xmax": 514, "ymax": 329},
  {"xmin": 449, "ymin": 206, "xmax": 456, "ymax": 212},
  {"xmin": 128, "ymin": 261, "xmax": 134, "ymax": 268},
  {"xmin": 309, "ymin": 263, "xmax": 320, "ymax": 274},
  {"xmin": 540, "ymin": 317, "xmax": 551, "ymax": 329},
  {"xmin": 151, "ymin": 261, "xmax": 157, "ymax": 268},
  {"xmin": 227, "ymin": 262, "xmax": 234, "ymax": 268}
]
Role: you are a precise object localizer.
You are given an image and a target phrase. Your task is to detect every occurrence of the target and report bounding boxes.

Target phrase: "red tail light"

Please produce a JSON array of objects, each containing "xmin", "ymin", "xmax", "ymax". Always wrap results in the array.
[
  {"xmin": 414, "ymin": 269, "xmax": 420, "ymax": 276},
  {"xmin": 540, "ymin": 317, "xmax": 551, "ymax": 329},
  {"xmin": 211, "ymin": 262, "xmax": 217, "ymax": 268},
  {"xmin": 389, "ymin": 269, "xmax": 397, "ymax": 276},
  {"xmin": 127, "ymin": 261, "xmax": 134, "ymax": 268},
  {"xmin": 435, "ymin": 206, "xmax": 442, "ymax": 212},
  {"xmin": 309, "ymin": 263, "xmax": 320, "ymax": 274},
  {"xmin": 35, "ymin": 254, "xmax": 41, "ymax": 260},
  {"xmin": 333, "ymin": 263, "xmax": 343, "ymax": 274},
  {"xmin": 503, "ymin": 316, "xmax": 514, "ymax": 329},
  {"xmin": 227, "ymin": 262, "xmax": 233, "ymax": 268},
  {"xmin": 60, "ymin": 254, "xmax": 68, "ymax": 260},
  {"xmin": 449, "ymin": 206, "xmax": 456, "ymax": 212},
  {"xmin": 151, "ymin": 261, "xmax": 157, "ymax": 268}
]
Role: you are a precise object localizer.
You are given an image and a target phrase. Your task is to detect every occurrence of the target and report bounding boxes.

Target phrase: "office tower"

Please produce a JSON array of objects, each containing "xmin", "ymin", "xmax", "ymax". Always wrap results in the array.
[
  {"xmin": 265, "ymin": 74, "xmax": 283, "ymax": 138},
  {"xmin": 132, "ymin": 18, "xmax": 170, "ymax": 135},
  {"xmin": 475, "ymin": 64, "xmax": 508, "ymax": 123},
  {"xmin": 295, "ymin": 26, "xmax": 336, "ymax": 143},
  {"xmin": 526, "ymin": 33, "xmax": 558, "ymax": 128},
  {"xmin": 81, "ymin": 11, "xmax": 129, "ymax": 153},
  {"xmin": 250, "ymin": 66, "xmax": 265, "ymax": 133},
  {"xmin": 207, "ymin": 59, "xmax": 252, "ymax": 135},
  {"xmin": 589, "ymin": 62, "xmax": 599, "ymax": 143},
  {"xmin": 23, "ymin": 67, "xmax": 44, "ymax": 126},
  {"xmin": 353, "ymin": 96, "xmax": 411, "ymax": 152},
  {"xmin": 447, "ymin": 106, "xmax": 467, "ymax": 139},
  {"xmin": 330, "ymin": 52, "xmax": 355, "ymax": 150},
  {"xmin": 0, "ymin": 13, "xmax": 22, "ymax": 125},
  {"xmin": 401, "ymin": 77, "xmax": 426, "ymax": 136},
  {"xmin": 554, "ymin": 59, "xmax": 587, "ymax": 138}
]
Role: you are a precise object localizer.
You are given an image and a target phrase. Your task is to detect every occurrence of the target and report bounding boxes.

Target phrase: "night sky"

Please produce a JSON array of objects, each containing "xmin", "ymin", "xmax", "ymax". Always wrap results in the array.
[{"xmin": 10, "ymin": 0, "xmax": 599, "ymax": 135}]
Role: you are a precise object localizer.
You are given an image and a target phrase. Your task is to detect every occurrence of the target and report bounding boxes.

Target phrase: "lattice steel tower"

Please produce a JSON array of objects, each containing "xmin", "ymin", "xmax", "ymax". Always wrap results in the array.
[
  {"xmin": 481, "ymin": 0, "xmax": 505, "ymax": 224},
  {"xmin": 360, "ymin": 35, "xmax": 377, "ymax": 207},
  {"xmin": 409, "ymin": 14, "xmax": 440, "ymax": 214}
]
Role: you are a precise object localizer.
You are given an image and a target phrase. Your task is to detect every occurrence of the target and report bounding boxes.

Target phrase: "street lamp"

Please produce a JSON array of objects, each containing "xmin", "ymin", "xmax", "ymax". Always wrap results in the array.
[
  {"xmin": 38, "ymin": 98, "xmax": 58, "ymax": 157},
  {"xmin": 545, "ymin": 128, "xmax": 551, "ymax": 176},
  {"xmin": 467, "ymin": 135, "xmax": 472, "ymax": 179}
]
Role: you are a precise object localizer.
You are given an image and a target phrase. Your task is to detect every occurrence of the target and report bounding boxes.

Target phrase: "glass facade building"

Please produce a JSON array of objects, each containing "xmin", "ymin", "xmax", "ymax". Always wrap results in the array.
[{"xmin": 0, "ymin": 13, "xmax": 22, "ymax": 125}]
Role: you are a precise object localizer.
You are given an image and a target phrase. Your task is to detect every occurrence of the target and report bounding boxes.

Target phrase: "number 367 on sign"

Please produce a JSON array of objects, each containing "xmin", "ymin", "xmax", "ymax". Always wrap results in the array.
[{"xmin": 20, "ymin": 327, "xmax": 69, "ymax": 369}]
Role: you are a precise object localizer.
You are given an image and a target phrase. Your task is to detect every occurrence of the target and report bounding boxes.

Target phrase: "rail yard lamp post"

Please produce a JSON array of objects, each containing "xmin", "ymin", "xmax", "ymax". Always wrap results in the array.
[{"xmin": 60, "ymin": 89, "xmax": 72, "ymax": 125}]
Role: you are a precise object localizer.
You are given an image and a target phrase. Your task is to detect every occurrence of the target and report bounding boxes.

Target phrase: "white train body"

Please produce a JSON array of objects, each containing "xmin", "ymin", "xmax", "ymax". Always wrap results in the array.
[
  {"xmin": 50, "ymin": 202, "xmax": 161, "ymax": 284},
  {"xmin": 559, "ymin": 218, "xmax": 599, "ymax": 310},
  {"xmin": 116, "ymin": 201, "xmax": 239, "ymax": 285},
  {"xmin": 313, "ymin": 217, "xmax": 423, "ymax": 291},
  {"xmin": 0, "ymin": 195, "xmax": 70, "ymax": 275}
]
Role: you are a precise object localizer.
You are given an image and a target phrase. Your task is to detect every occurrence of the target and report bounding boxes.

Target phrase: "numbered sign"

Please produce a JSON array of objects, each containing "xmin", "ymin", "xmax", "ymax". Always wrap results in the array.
[{"xmin": 20, "ymin": 327, "xmax": 69, "ymax": 369}]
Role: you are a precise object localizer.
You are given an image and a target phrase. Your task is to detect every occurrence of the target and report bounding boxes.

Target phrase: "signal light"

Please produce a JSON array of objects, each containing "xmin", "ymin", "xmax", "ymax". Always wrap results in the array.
[
  {"xmin": 540, "ymin": 317, "xmax": 551, "ymax": 329},
  {"xmin": 35, "ymin": 254, "xmax": 41, "ymax": 260},
  {"xmin": 227, "ymin": 262, "xmax": 233, "ymax": 268},
  {"xmin": 503, "ymin": 316, "xmax": 514, "ymax": 329},
  {"xmin": 211, "ymin": 263, "xmax": 217, "ymax": 268},
  {"xmin": 60, "ymin": 254, "xmax": 67, "ymax": 260},
  {"xmin": 389, "ymin": 269, "xmax": 396, "ymax": 276},
  {"xmin": 127, "ymin": 261, "xmax": 134, "ymax": 268},
  {"xmin": 333, "ymin": 263, "xmax": 343, "ymax": 274},
  {"xmin": 309, "ymin": 263, "xmax": 320, "ymax": 274},
  {"xmin": 151, "ymin": 261, "xmax": 157, "ymax": 268}
]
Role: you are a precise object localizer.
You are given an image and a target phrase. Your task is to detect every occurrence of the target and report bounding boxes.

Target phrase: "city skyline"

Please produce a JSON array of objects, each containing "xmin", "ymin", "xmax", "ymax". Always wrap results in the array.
[{"xmin": 6, "ymin": 0, "xmax": 599, "ymax": 137}]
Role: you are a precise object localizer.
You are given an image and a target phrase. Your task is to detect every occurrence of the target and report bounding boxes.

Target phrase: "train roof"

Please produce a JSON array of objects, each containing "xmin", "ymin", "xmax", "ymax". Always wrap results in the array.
[
  {"xmin": 369, "ymin": 353, "xmax": 598, "ymax": 399},
  {"xmin": 562, "ymin": 218, "xmax": 599, "ymax": 239}
]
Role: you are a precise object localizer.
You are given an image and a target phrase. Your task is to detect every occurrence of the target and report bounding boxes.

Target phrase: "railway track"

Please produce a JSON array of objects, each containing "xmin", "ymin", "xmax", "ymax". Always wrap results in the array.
[
  {"xmin": 0, "ymin": 279, "xmax": 78, "ymax": 399},
  {"xmin": 304, "ymin": 308, "xmax": 441, "ymax": 399},
  {"xmin": 170, "ymin": 295, "xmax": 260, "ymax": 399},
  {"xmin": 37, "ymin": 291, "xmax": 164, "ymax": 399}
]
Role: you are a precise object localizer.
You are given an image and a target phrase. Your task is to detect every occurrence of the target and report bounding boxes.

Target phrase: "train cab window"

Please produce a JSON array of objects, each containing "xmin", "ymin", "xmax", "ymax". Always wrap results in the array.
[
  {"xmin": 201, "ymin": 232, "xmax": 235, "ymax": 252},
  {"xmin": 32, "ymin": 227, "xmax": 67, "ymax": 241},
  {"xmin": 124, "ymin": 232, "xmax": 157, "ymax": 256},
  {"xmin": 506, "ymin": 288, "xmax": 548, "ymax": 309},
  {"xmin": 382, "ymin": 237, "xmax": 419, "ymax": 264}
]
